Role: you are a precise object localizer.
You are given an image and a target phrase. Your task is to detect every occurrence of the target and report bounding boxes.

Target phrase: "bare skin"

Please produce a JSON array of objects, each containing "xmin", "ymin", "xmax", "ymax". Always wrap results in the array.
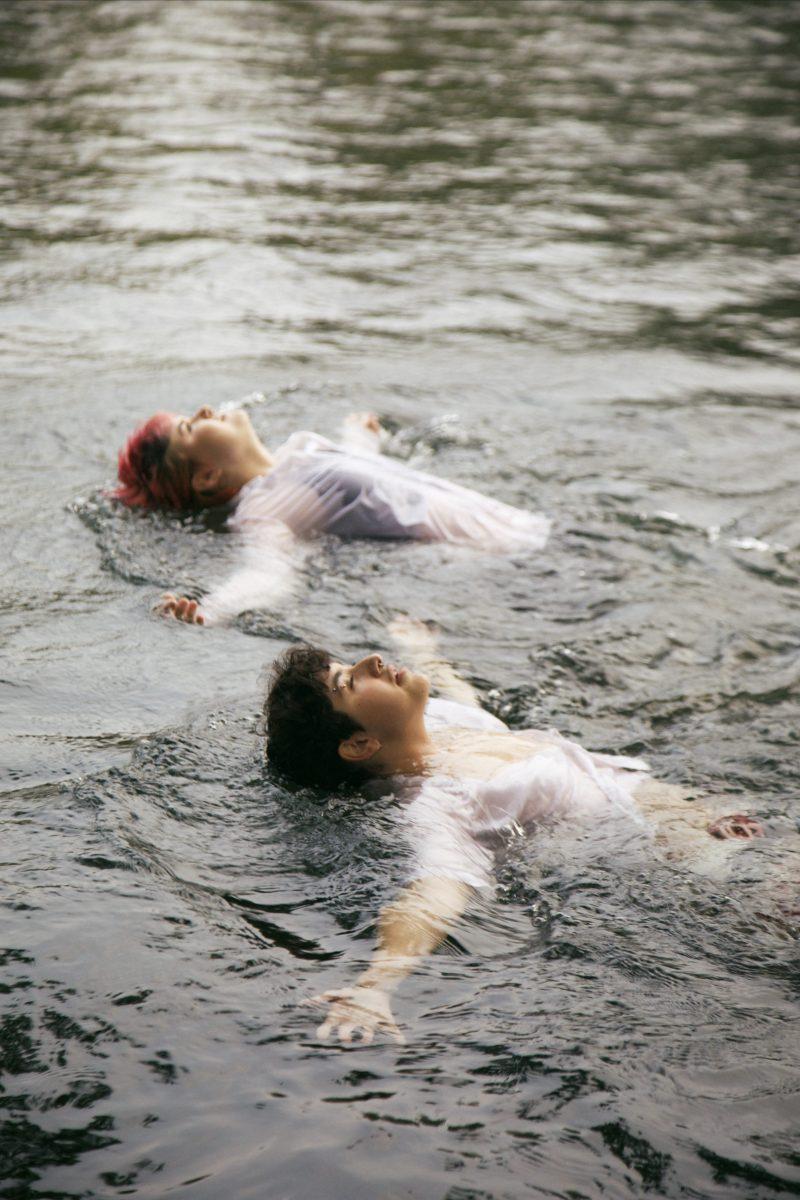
[
  {"xmin": 164, "ymin": 405, "xmax": 274, "ymax": 501},
  {"xmin": 305, "ymin": 875, "xmax": 469, "ymax": 1046},
  {"xmin": 708, "ymin": 813, "xmax": 764, "ymax": 840},
  {"xmin": 158, "ymin": 411, "xmax": 382, "ymax": 626},
  {"xmin": 303, "ymin": 619, "xmax": 765, "ymax": 1046},
  {"xmin": 157, "ymin": 593, "xmax": 204, "ymax": 625}
]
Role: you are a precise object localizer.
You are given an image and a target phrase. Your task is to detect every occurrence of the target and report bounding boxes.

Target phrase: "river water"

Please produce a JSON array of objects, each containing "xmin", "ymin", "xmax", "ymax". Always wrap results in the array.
[{"xmin": 2, "ymin": 1, "xmax": 799, "ymax": 1197}]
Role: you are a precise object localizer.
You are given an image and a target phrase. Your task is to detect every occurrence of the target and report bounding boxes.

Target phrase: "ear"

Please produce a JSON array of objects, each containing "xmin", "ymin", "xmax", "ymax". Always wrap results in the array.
[
  {"xmin": 191, "ymin": 462, "xmax": 223, "ymax": 498},
  {"xmin": 338, "ymin": 731, "xmax": 381, "ymax": 765}
]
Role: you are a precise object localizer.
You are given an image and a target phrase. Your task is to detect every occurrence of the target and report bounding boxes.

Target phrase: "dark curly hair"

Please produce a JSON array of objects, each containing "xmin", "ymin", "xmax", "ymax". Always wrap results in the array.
[{"xmin": 264, "ymin": 645, "xmax": 368, "ymax": 788}]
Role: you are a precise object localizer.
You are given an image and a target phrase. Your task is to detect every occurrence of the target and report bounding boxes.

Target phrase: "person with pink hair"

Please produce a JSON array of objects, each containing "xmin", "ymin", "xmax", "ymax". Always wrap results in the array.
[{"xmin": 114, "ymin": 405, "xmax": 550, "ymax": 625}]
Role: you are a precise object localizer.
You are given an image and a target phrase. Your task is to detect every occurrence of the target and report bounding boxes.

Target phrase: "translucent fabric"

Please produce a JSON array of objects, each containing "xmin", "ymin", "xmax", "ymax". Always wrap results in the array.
[
  {"xmin": 399, "ymin": 699, "xmax": 651, "ymax": 889},
  {"xmin": 230, "ymin": 432, "xmax": 550, "ymax": 551}
]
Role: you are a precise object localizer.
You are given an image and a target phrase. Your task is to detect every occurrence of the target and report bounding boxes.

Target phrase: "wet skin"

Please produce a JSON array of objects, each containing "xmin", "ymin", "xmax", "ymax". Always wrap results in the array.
[
  {"xmin": 327, "ymin": 654, "xmax": 429, "ymax": 741},
  {"xmin": 155, "ymin": 405, "xmax": 274, "ymax": 624},
  {"xmin": 326, "ymin": 653, "xmax": 765, "ymax": 842},
  {"xmin": 707, "ymin": 813, "xmax": 764, "ymax": 840},
  {"xmin": 164, "ymin": 405, "xmax": 267, "ymax": 476}
]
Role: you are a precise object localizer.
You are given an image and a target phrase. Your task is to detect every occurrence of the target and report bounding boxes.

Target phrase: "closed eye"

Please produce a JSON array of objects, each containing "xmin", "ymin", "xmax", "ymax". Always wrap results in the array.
[{"xmin": 331, "ymin": 667, "xmax": 350, "ymax": 694}]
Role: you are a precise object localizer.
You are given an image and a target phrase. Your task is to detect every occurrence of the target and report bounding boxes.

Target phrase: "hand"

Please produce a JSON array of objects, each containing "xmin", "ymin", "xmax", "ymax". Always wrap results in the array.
[
  {"xmin": 157, "ymin": 592, "xmax": 205, "ymax": 625},
  {"xmin": 305, "ymin": 985, "xmax": 405, "ymax": 1046},
  {"xmin": 707, "ymin": 813, "xmax": 764, "ymax": 840},
  {"xmin": 345, "ymin": 411, "xmax": 382, "ymax": 435},
  {"xmin": 357, "ymin": 411, "xmax": 381, "ymax": 434}
]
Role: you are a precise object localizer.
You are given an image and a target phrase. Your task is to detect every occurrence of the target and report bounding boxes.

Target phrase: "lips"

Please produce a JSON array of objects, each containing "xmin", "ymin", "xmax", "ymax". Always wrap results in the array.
[{"xmin": 375, "ymin": 658, "xmax": 406, "ymax": 685}]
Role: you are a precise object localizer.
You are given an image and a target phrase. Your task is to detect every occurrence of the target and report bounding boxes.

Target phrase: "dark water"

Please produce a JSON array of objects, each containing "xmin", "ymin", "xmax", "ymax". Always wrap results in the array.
[{"xmin": 2, "ymin": 1, "xmax": 799, "ymax": 1196}]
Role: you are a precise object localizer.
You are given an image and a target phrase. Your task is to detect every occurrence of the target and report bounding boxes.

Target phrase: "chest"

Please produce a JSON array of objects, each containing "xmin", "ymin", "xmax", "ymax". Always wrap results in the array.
[{"xmin": 431, "ymin": 729, "xmax": 553, "ymax": 782}]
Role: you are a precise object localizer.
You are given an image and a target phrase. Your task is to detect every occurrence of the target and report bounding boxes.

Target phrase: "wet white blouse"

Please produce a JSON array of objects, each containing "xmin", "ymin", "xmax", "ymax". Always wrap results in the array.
[
  {"xmin": 399, "ymin": 699, "xmax": 651, "ymax": 889},
  {"xmin": 230, "ymin": 431, "xmax": 550, "ymax": 551}
]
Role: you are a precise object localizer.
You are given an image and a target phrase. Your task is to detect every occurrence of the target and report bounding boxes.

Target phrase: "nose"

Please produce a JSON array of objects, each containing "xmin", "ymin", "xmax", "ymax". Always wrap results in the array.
[
  {"xmin": 354, "ymin": 654, "xmax": 384, "ymax": 677},
  {"xmin": 192, "ymin": 405, "xmax": 214, "ymax": 422}
]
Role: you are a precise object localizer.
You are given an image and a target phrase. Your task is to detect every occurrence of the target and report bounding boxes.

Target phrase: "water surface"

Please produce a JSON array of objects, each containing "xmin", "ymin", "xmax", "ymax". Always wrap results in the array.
[{"xmin": 1, "ymin": 2, "xmax": 799, "ymax": 1197}]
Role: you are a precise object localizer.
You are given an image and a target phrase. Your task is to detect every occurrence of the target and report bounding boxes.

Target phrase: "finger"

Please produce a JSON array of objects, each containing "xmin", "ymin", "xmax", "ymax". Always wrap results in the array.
[
  {"xmin": 337, "ymin": 1023, "xmax": 355, "ymax": 1044},
  {"xmin": 360, "ymin": 1026, "xmax": 374, "ymax": 1046},
  {"xmin": 186, "ymin": 602, "xmax": 204, "ymax": 626},
  {"xmin": 384, "ymin": 1020, "xmax": 406, "ymax": 1045},
  {"xmin": 738, "ymin": 816, "xmax": 763, "ymax": 837},
  {"xmin": 316, "ymin": 1019, "xmax": 334, "ymax": 1041},
  {"xmin": 176, "ymin": 599, "xmax": 198, "ymax": 624}
]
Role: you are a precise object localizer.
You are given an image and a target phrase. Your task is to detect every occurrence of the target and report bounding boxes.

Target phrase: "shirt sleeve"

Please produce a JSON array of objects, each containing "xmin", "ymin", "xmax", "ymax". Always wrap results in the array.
[
  {"xmin": 197, "ymin": 472, "xmax": 310, "ymax": 624},
  {"xmin": 399, "ymin": 468, "xmax": 551, "ymax": 552},
  {"xmin": 199, "ymin": 532, "xmax": 304, "ymax": 625},
  {"xmin": 401, "ymin": 779, "xmax": 493, "ymax": 890}
]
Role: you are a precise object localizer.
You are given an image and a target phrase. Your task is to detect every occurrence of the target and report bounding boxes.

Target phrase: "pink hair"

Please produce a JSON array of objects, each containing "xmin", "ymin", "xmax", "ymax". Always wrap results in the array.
[{"xmin": 114, "ymin": 412, "xmax": 194, "ymax": 511}]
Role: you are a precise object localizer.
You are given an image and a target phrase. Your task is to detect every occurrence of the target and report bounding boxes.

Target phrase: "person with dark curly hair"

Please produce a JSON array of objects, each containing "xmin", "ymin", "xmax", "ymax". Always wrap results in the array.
[
  {"xmin": 264, "ymin": 619, "xmax": 764, "ymax": 1046},
  {"xmin": 114, "ymin": 406, "xmax": 550, "ymax": 625},
  {"xmin": 265, "ymin": 644, "xmax": 372, "ymax": 789}
]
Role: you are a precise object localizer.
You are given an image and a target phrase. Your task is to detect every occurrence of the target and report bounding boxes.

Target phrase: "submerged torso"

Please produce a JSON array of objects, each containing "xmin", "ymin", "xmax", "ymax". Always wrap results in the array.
[
  {"xmin": 429, "ymin": 725, "xmax": 578, "ymax": 782},
  {"xmin": 230, "ymin": 432, "xmax": 550, "ymax": 549},
  {"xmin": 402, "ymin": 700, "xmax": 737, "ymax": 886},
  {"xmin": 396, "ymin": 700, "xmax": 653, "ymax": 889}
]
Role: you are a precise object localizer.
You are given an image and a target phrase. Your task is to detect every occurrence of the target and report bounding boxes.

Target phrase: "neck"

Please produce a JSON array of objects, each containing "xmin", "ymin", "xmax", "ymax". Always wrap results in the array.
[
  {"xmin": 374, "ymin": 723, "xmax": 434, "ymax": 777},
  {"xmin": 227, "ymin": 442, "xmax": 275, "ymax": 494}
]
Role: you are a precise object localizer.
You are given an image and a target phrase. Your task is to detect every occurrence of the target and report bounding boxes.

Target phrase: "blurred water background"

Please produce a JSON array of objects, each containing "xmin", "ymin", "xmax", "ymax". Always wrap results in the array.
[{"xmin": 1, "ymin": 1, "xmax": 799, "ymax": 1197}]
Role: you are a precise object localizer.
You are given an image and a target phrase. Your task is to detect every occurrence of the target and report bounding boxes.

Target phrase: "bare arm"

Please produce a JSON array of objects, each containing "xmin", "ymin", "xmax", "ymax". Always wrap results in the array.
[
  {"xmin": 388, "ymin": 615, "xmax": 481, "ymax": 708},
  {"xmin": 310, "ymin": 876, "xmax": 470, "ymax": 1045}
]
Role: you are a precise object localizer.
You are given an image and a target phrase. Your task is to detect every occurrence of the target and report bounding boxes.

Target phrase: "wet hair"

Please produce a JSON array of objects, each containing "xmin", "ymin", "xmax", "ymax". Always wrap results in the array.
[
  {"xmin": 114, "ymin": 412, "xmax": 194, "ymax": 511},
  {"xmin": 264, "ymin": 645, "xmax": 368, "ymax": 789}
]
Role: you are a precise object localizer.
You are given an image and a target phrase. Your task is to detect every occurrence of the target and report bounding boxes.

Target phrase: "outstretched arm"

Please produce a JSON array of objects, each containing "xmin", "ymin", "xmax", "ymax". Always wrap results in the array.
[
  {"xmin": 339, "ymin": 411, "xmax": 385, "ymax": 455},
  {"xmin": 388, "ymin": 615, "xmax": 481, "ymax": 708},
  {"xmin": 157, "ymin": 528, "xmax": 304, "ymax": 627},
  {"xmin": 309, "ymin": 875, "xmax": 470, "ymax": 1045},
  {"xmin": 630, "ymin": 779, "xmax": 763, "ymax": 880}
]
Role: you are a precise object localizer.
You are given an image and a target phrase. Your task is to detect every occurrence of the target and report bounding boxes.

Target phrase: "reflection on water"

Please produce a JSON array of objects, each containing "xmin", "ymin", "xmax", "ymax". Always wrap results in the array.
[
  {"xmin": 2, "ymin": 1, "xmax": 799, "ymax": 1197},
  {"xmin": 2, "ymin": 0, "xmax": 799, "ymax": 371}
]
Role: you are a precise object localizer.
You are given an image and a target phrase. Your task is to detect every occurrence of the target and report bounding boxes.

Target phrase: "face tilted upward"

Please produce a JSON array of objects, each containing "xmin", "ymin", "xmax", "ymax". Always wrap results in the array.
[
  {"xmin": 165, "ymin": 405, "xmax": 262, "ymax": 475},
  {"xmin": 326, "ymin": 653, "xmax": 429, "ymax": 743}
]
